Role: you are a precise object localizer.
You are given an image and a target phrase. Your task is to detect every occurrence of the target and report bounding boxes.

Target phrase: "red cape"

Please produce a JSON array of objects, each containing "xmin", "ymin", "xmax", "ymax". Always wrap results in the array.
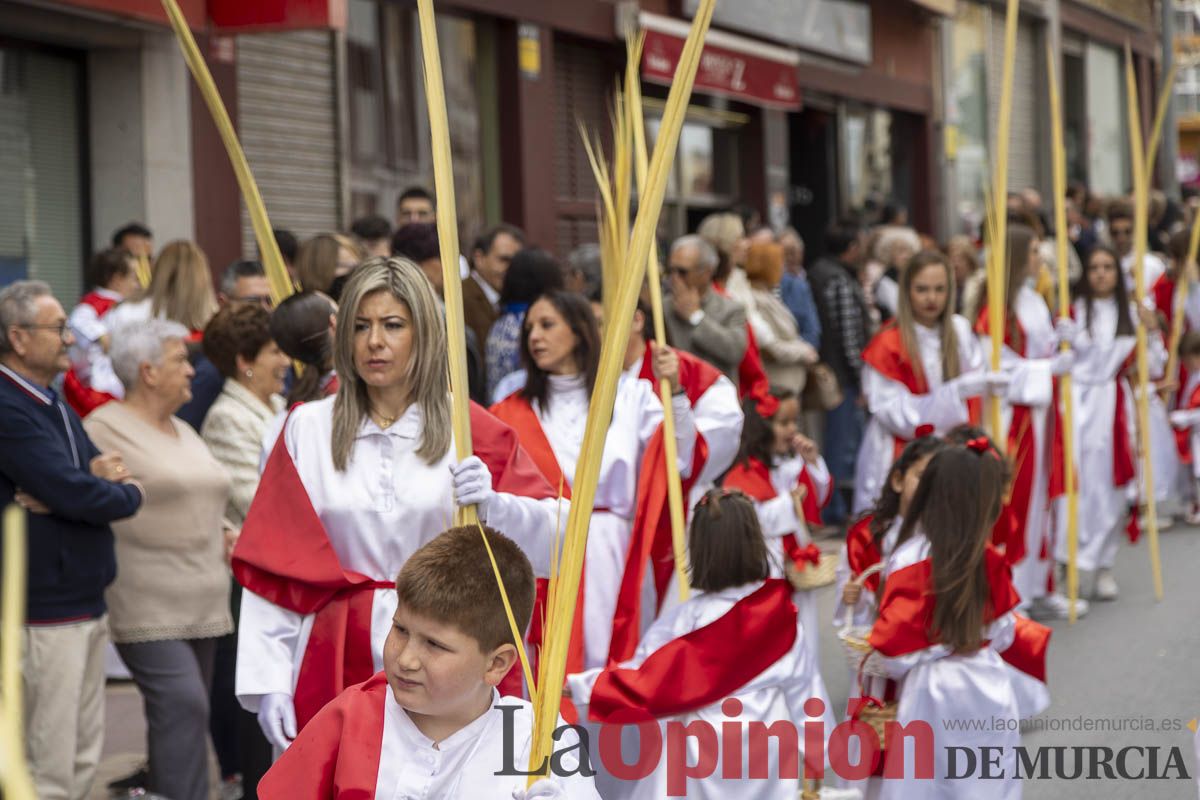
[
  {"xmin": 232, "ymin": 402, "xmax": 554, "ymax": 729},
  {"xmin": 258, "ymin": 672, "xmax": 387, "ymax": 798},
  {"xmin": 845, "ymin": 515, "xmax": 883, "ymax": 593},
  {"xmin": 722, "ymin": 457, "xmax": 827, "ymax": 570},
  {"xmin": 868, "ymin": 548, "xmax": 1050, "ymax": 683},
  {"xmin": 588, "ymin": 579, "xmax": 798, "ymax": 721}
]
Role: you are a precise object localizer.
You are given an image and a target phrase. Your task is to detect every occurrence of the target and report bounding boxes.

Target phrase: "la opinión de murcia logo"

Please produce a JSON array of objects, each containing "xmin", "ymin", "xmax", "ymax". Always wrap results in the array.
[{"xmin": 492, "ymin": 702, "xmax": 1194, "ymax": 794}]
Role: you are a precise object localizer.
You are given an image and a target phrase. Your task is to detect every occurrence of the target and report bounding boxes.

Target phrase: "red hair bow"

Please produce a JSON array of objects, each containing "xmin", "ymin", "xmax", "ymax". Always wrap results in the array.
[
  {"xmin": 914, "ymin": 424, "xmax": 935, "ymax": 438},
  {"xmin": 965, "ymin": 436, "xmax": 991, "ymax": 454},
  {"xmin": 792, "ymin": 543, "xmax": 822, "ymax": 568},
  {"xmin": 755, "ymin": 394, "xmax": 780, "ymax": 418}
]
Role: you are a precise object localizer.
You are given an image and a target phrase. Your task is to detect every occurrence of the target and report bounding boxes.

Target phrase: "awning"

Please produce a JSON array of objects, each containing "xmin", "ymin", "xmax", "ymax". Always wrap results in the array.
[
  {"xmin": 907, "ymin": 0, "xmax": 955, "ymax": 16},
  {"xmin": 48, "ymin": 0, "xmax": 344, "ymax": 31},
  {"xmin": 639, "ymin": 12, "xmax": 801, "ymax": 111}
]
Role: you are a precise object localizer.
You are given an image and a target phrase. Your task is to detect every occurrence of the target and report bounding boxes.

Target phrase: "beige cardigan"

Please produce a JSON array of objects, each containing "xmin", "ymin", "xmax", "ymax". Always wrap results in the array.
[
  {"xmin": 84, "ymin": 402, "xmax": 233, "ymax": 644},
  {"xmin": 201, "ymin": 379, "xmax": 284, "ymax": 526}
]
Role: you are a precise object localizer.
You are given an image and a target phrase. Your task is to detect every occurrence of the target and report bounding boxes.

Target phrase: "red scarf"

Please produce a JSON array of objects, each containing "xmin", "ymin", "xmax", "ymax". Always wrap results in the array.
[
  {"xmin": 722, "ymin": 457, "xmax": 826, "ymax": 570},
  {"xmin": 258, "ymin": 672, "xmax": 387, "ymax": 796},
  {"xmin": 869, "ymin": 547, "xmax": 1050, "ymax": 683},
  {"xmin": 232, "ymin": 403, "xmax": 553, "ymax": 731},
  {"xmin": 588, "ymin": 579, "xmax": 797, "ymax": 722}
]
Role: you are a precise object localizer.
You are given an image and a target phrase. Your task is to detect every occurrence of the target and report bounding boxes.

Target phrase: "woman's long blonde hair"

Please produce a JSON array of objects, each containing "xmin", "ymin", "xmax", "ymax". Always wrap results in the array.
[
  {"xmin": 330, "ymin": 257, "xmax": 449, "ymax": 470},
  {"xmin": 148, "ymin": 240, "xmax": 217, "ymax": 331},
  {"xmin": 296, "ymin": 232, "xmax": 363, "ymax": 294},
  {"xmin": 896, "ymin": 250, "xmax": 961, "ymax": 386}
]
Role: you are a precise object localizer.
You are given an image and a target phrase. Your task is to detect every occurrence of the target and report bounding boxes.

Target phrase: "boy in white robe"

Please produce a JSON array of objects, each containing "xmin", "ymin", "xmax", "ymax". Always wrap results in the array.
[{"xmin": 259, "ymin": 525, "xmax": 599, "ymax": 799}]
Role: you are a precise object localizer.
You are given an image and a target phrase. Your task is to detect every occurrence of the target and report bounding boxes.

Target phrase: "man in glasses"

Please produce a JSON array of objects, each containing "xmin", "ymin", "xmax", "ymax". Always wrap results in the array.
[
  {"xmin": 662, "ymin": 234, "xmax": 748, "ymax": 382},
  {"xmin": 218, "ymin": 259, "xmax": 273, "ymax": 310},
  {"xmin": 0, "ymin": 280, "xmax": 143, "ymax": 800},
  {"xmin": 1108, "ymin": 201, "xmax": 1166, "ymax": 295}
]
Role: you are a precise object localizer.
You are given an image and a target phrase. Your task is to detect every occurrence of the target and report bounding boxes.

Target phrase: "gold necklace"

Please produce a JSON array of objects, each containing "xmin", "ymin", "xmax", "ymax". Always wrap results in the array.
[{"xmin": 371, "ymin": 407, "xmax": 396, "ymax": 428}]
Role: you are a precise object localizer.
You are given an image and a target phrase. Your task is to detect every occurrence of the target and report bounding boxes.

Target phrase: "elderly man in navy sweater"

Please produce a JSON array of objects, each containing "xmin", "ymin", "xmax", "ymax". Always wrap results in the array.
[{"xmin": 0, "ymin": 280, "xmax": 143, "ymax": 800}]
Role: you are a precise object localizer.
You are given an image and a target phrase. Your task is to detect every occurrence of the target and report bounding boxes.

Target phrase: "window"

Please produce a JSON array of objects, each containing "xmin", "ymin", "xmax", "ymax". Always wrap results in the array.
[{"xmin": 347, "ymin": 0, "xmax": 417, "ymax": 168}]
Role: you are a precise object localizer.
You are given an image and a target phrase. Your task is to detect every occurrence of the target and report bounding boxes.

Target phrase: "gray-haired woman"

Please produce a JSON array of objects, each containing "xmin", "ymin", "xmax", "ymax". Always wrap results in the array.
[
  {"xmin": 233, "ymin": 256, "xmax": 562, "ymax": 753},
  {"xmin": 83, "ymin": 318, "xmax": 233, "ymax": 800}
]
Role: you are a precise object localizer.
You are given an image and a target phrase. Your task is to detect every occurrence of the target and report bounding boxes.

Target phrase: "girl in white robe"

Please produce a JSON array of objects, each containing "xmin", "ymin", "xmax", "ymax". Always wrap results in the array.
[
  {"xmin": 869, "ymin": 443, "xmax": 1050, "ymax": 800},
  {"xmin": 490, "ymin": 291, "xmax": 697, "ymax": 670},
  {"xmin": 853, "ymin": 250, "xmax": 990, "ymax": 514},
  {"xmin": 721, "ymin": 390, "xmax": 832, "ymax": 664},
  {"xmin": 1052, "ymin": 246, "xmax": 1138, "ymax": 599},
  {"xmin": 567, "ymin": 489, "xmax": 830, "ymax": 800},
  {"xmin": 976, "ymin": 225, "xmax": 1080, "ymax": 617}
]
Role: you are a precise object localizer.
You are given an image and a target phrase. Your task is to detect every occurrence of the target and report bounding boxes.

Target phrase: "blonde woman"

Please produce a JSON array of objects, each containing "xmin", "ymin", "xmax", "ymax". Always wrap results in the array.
[
  {"xmin": 294, "ymin": 232, "xmax": 363, "ymax": 295},
  {"xmin": 106, "ymin": 240, "xmax": 218, "ymax": 334},
  {"xmin": 231, "ymin": 257, "xmax": 560, "ymax": 752},
  {"xmin": 853, "ymin": 250, "xmax": 996, "ymax": 513}
]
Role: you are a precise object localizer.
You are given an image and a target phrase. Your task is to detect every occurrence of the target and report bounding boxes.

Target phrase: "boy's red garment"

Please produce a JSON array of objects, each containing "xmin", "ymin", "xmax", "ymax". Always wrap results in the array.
[{"xmin": 258, "ymin": 672, "xmax": 388, "ymax": 798}]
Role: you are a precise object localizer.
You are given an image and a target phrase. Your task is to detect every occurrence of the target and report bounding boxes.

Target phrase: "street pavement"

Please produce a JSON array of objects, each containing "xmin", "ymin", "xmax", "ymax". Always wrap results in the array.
[{"xmin": 92, "ymin": 521, "xmax": 1200, "ymax": 799}]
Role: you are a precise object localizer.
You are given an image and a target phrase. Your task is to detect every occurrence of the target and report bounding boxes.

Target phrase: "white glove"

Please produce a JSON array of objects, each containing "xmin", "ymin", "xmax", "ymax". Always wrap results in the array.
[
  {"xmin": 954, "ymin": 372, "xmax": 990, "ymax": 400},
  {"xmin": 257, "ymin": 692, "xmax": 297, "ymax": 751},
  {"xmin": 1054, "ymin": 317, "xmax": 1081, "ymax": 348},
  {"xmin": 1050, "ymin": 351, "xmax": 1075, "ymax": 377},
  {"xmin": 985, "ymin": 371, "xmax": 1011, "ymax": 395},
  {"xmin": 513, "ymin": 778, "xmax": 567, "ymax": 800},
  {"xmin": 450, "ymin": 455, "xmax": 495, "ymax": 519},
  {"xmin": 1170, "ymin": 410, "xmax": 1196, "ymax": 430}
]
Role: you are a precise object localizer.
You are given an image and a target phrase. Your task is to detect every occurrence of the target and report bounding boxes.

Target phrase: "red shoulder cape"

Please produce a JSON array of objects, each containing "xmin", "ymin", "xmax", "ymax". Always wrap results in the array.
[
  {"xmin": 722, "ymin": 457, "xmax": 826, "ymax": 571},
  {"xmin": 845, "ymin": 515, "xmax": 883, "ymax": 593},
  {"xmin": 868, "ymin": 548, "xmax": 1050, "ymax": 683},
  {"xmin": 862, "ymin": 325, "xmax": 927, "ymax": 394},
  {"xmin": 588, "ymin": 579, "xmax": 798, "ymax": 722},
  {"xmin": 258, "ymin": 672, "xmax": 387, "ymax": 798},
  {"xmin": 232, "ymin": 402, "xmax": 553, "ymax": 729}
]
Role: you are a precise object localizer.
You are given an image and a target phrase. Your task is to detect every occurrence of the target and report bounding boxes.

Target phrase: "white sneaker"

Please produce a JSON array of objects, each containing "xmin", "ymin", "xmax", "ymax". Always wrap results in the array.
[
  {"xmin": 1029, "ymin": 593, "xmax": 1089, "ymax": 621},
  {"xmin": 1094, "ymin": 568, "xmax": 1119, "ymax": 601},
  {"xmin": 1185, "ymin": 505, "xmax": 1200, "ymax": 526}
]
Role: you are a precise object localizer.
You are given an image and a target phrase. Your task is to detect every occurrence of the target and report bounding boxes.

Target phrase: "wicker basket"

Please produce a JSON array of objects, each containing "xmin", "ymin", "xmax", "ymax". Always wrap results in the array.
[
  {"xmin": 786, "ymin": 552, "xmax": 838, "ymax": 591},
  {"xmin": 857, "ymin": 697, "xmax": 899, "ymax": 749}
]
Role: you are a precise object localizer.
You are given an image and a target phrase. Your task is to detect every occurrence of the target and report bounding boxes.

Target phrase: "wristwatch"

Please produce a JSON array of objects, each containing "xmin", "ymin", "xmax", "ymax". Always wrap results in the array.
[{"xmin": 687, "ymin": 309, "xmax": 705, "ymax": 326}]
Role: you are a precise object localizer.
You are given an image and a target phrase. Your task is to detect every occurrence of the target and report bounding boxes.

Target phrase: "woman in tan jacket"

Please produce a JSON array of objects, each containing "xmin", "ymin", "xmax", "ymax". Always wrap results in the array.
[{"xmin": 84, "ymin": 318, "xmax": 232, "ymax": 800}]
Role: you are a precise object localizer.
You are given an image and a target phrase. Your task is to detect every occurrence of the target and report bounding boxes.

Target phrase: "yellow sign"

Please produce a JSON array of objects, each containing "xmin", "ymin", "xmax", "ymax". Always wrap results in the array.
[{"xmin": 518, "ymin": 24, "xmax": 540, "ymax": 79}]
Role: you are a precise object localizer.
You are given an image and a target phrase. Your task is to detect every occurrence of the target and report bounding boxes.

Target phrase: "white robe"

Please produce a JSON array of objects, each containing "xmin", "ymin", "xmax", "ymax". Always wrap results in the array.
[
  {"xmin": 979, "ymin": 286, "xmax": 1056, "ymax": 604},
  {"xmin": 635, "ymin": 360, "xmax": 744, "ymax": 621},
  {"xmin": 67, "ymin": 289, "xmax": 126, "ymax": 399},
  {"xmin": 234, "ymin": 397, "xmax": 564, "ymax": 709},
  {"xmin": 567, "ymin": 582, "xmax": 831, "ymax": 800},
  {"xmin": 377, "ymin": 690, "xmax": 599, "ymax": 798},
  {"xmin": 854, "ymin": 316, "xmax": 985, "ymax": 514},
  {"xmin": 1052, "ymin": 298, "xmax": 1136, "ymax": 572},
  {"xmin": 534, "ymin": 373, "xmax": 696, "ymax": 669},
  {"xmin": 1143, "ymin": 334, "xmax": 1177, "ymax": 506},
  {"xmin": 876, "ymin": 534, "xmax": 1050, "ymax": 800},
  {"xmin": 1121, "ymin": 252, "xmax": 1167, "ymax": 298}
]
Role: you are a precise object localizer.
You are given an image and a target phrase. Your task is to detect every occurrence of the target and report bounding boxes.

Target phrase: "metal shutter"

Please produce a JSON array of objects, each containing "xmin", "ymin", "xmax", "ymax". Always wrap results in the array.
[
  {"xmin": 26, "ymin": 52, "xmax": 84, "ymax": 301},
  {"xmin": 553, "ymin": 35, "xmax": 611, "ymax": 258},
  {"xmin": 988, "ymin": 14, "xmax": 1040, "ymax": 195},
  {"xmin": 237, "ymin": 31, "xmax": 341, "ymax": 256}
]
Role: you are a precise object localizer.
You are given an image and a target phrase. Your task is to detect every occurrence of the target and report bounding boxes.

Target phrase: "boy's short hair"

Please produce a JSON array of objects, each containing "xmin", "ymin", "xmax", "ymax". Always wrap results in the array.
[
  {"xmin": 1180, "ymin": 331, "xmax": 1200, "ymax": 359},
  {"xmin": 395, "ymin": 525, "xmax": 534, "ymax": 653}
]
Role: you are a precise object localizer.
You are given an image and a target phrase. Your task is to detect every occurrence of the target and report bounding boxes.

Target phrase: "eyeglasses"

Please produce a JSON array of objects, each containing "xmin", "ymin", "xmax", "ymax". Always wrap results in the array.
[
  {"xmin": 667, "ymin": 265, "xmax": 694, "ymax": 278},
  {"xmin": 19, "ymin": 323, "xmax": 70, "ymax": 341},
  {"xmin": 234, "ymin": 295, "xmax": 274, "ymax": 309}
]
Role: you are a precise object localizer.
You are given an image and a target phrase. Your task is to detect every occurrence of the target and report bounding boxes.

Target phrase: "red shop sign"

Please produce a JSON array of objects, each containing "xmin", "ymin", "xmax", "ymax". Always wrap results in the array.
[{"xmin": 640, "ymin": 24, "xmax": 801, "ymax": 111}]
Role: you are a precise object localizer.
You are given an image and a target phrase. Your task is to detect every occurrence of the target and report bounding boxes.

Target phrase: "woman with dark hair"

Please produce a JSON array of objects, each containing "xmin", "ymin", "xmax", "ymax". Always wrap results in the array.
[
  {"xmin": 1053, "ymin": 245, "xmax": 1158, "ymax": 601},
  {"xmin": 489, "ymin": 289, "xmax": 697, "ymax": 669},
  {"xmin": 269, "ymin": 291, "xmax": 338, "ymax": 405},
  {"xmin": 975, "ymin": 224, "xmax": 1083, "ymax": 620},
  {"xmin": 485, "ymin": 248, "xmax": 565, "ymax": 402}
]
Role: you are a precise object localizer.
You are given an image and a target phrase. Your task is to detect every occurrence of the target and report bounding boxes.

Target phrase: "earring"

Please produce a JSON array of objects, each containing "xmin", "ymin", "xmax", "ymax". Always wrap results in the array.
[{"xmin": 245, "ymin": 369, "xmax": 253, "ymax": 378}]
